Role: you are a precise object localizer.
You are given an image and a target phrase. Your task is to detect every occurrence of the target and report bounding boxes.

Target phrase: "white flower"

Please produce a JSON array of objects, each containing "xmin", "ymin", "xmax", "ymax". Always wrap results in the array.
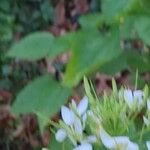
[
  {"xmin": 73, "ymin": 143, "xmax": 92, "ymax": 150},
  {"xmin": 55, "ymin": 128, "xmax": 67, "ymax": 142},
  {"xmin": 143, "ymin": 116, "xmax": 150, "ymax": 126},
  {"xmin": 99, "ymin": 127, "xmax": 139, "ymax": 150},
  {"xmin": 77, "ymin": 96, "xmax": 88, "ymax": 116},
  {"xmin": 42, "ymin": 148, "xmax": 49, "ymax": 150},
  {"xmin": 86, "ymin": 135, "xmax": 97, "ymax": 143},
  {"xmin": 147, "ymin": 99, "xmax": 150, "ymax": 111},
  {"xmin": 61, "ymin": 106, "xmax": 75, "ymax": 125},
  {"xmin": 124, "ymin": 90, "xmax": 143, "ymax": 110},
  {"xmin": 56, "ymin": 97, "xmax": 89, "ymax": 147},
  {"xmin": 82, "ymin": 113, "xmax": 87, "ymax": 129},
  {"xmin": 146, "ymin": 141, "xmax": 150, "ymax": 150},
  {"xmin": 73, "ymin": 116, "xmax": 83, "ymax": 134}
]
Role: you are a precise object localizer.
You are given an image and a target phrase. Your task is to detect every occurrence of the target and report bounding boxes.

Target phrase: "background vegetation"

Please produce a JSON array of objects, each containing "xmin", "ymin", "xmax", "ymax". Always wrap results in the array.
[{"xmin": 0, "ymin": 0, "xmax": 149, "ymax": 149}]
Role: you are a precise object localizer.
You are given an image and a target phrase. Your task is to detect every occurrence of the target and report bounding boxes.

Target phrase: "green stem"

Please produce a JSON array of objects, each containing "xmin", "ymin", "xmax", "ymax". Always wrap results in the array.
[{"xmin": 139, "ymin": 124, "xmax": 145, "ymax": 143}]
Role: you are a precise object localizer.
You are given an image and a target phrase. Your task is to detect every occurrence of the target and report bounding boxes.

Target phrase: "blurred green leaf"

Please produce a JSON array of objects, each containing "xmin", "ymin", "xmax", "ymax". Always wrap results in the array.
[
  {"xmin": 63, "ymin": 28, "xmax": 122, "ymax": 87},
  {"xmin": 12, "ymin": 75, "xmax": 71, "ymax": 130},
  {"xmin": 79, "ymin": 13, "xmax": 102, "ymax": 29},
  {"xmin": 135, "ymin": 16, "xmax": 150, "ymax": 45},
  {"xmin": 126, "ymin": 50, "xmax": 150, "ymax": 73},
  {"xmin": 7, "ymin": 32, "xmax": 54, "ymax": 60},
  {"xmin": 140, "ymin": 0, "xmax": 150, "ymax": 13},
  {"xmin": 120, "ymin": 15, "xmax": 137, "ymax": 39},
  {"xmin": 101, "ymin": 0, "xmax": 135, "ymax": 20},
  {"xmin": 100, "ymin": 53, "xmax": 128, "ymax": 75}
]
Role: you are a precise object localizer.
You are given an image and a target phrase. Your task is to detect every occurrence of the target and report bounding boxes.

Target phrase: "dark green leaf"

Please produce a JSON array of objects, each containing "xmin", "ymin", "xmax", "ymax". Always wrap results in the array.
[
  {"xmin": 102, "ymin": 0, "xmax": 135, "ymax": 20},
  {"xmin": 12, "ymin": 75, "xmax": 71, "ymax": 130},
  {"xmin": 7, "ymin": 32, "xmax": 55, "ymax": 61},
  {"xmin": 63, "ymin": 28, "xmax": 122, "ymax": 87},
  {"xmin": 100, "ymin": 53, "xmax": 128, "ymax": 75},
  {"xmin": 135, "ymin": 16, "xmax": 150, "ymax": 45}
]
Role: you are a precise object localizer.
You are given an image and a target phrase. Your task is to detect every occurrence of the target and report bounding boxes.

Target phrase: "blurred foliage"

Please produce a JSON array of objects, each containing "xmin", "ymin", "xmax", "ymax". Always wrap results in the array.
[{"xmin": 3, "ymin": 0, "xmax": 150, "ymax": 132}]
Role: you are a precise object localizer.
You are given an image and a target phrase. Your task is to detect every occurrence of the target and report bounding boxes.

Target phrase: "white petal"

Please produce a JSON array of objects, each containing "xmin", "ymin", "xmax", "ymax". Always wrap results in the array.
[
  {"xmin": 77, "ymin": 96, "xmax": 88, "ymax": 116},
  {"xmin": 133, "ymin": 90, "xmax": 143, "ymax": 100},
  {"xmin": 146, "ymin": 141, "xmax": 150, "ymax": 150},
  {"xmin": 124, "ymin": 90, "xmax": 133, "ymax": 108},
  {"xmin": 55, "ymin": 128, "xmax": 67, "ymax": 142},
  {"xmin": 86, "ymin": 135, "xmax": 97, "ymax": 143},
  {"xmin": 61, "ymin": 106, "xmax": 74, "ymax": 125},
  {"xmin": 73, "ymin": 143, "xmax": 92, "ymax": 150},
  {"xmin": 74, "ymin": 117, "xmax": 83, "ymax": 134},
  {"xmin": 82, "ymin": 113, "xmax": 87, "ymax": 130},
  {"xmin": 99, "ymin": 127, "xmax": 115, "ymax": 149},
  {"xmin": 143, "ymin": 116, "xmax": 150, "ymax": 126},
  {"xmin": 113, "ymin": 136, "xmax": 129, "ymax": 149},
  {"xmin": 42, "ymin": 148, "xmax": 49, "ymax": 150},
  {"xmin": 147, "ymin": 99, "xmax": 150, "ymax": 111},
  {"xmin": 114, "ymin": 136, "xmax": 129, "ymax": 144},
  {"xmin": 127, "ymin": 142, "xmax": 139, "ymax": 150},
  {"xmin": 133, "ymin": 90, "xmax": 143, "ymax": 106}
]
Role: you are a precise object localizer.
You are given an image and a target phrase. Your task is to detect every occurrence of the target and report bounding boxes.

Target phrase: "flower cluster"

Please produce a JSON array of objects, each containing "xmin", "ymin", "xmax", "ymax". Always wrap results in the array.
[{"xmin": 53, "ymin": 80, "xmax": 150, "ymax": 150}]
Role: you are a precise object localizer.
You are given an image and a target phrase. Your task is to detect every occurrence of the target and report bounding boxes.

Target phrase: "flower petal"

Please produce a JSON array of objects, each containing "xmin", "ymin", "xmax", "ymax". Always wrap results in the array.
[
  {"xmin": 133, "ymin": 90, "xmax": 143, "ymax": 106},
  {"xmin": 146, "ymin": 141, "xmax": 150, "ymax": 150},
  {"xmin": 147, "ymin": 99, "xmax": 150, "ymax": 111},
  {"xmin": 113, "ymin": 136, "xmax": 129, "ymax": 149},
  {"xmin": 127, "ymin": 141, "xmax": 139, "ymax": 150},
  {"xmin": 55, "ymin": 128, "xmax": 67, "ymax": 142},
  {"xmin": 114, "ymin": 136, "xmax": 129, "ymax": 145},
  {"xmin": 61, "ymin": 106, "xmax": 74, "ymax": 125},
  {"xmin": 42, "ymin": 148, "xmax": 49, "ymax": 150},
  {"xmin": 82, "ymin": 113, "xmax": 87, "ymax": 130},
  {"xmin": 133, "ymin": 90, "xmax": 143, "ymax": 100},
  {"xmin": 143, "ymin": 116, "xmax": 149, "ymax": 126},
  {"xmin": 86, "ymin": 135, "xmax": 97, "ymax": 143},
  {"xmin": 124, "ymin": 90, "xmax": 133, "ymax": 108},
  {"xmin": 99, "ymin": 127, "xmax": 115, "ymax": 149},
  {"xmin": 74, "ymin": 117, "xmax": 83, "ymax": 134},
  {"xmin": 77, "ymin": 96, "xmax": 88, "ymax": 116},
  {"xmin": 73, "ymin": 143, "xmax": 92, "ymax": 150}
]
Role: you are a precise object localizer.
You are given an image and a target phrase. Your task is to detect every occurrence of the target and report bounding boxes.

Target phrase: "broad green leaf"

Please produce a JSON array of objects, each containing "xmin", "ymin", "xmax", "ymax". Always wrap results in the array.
[
  {"xmin": 51, "ymin": 31, "xmax": 75, "ymax": 53},
  {"xmin": 63, "ymin": 28, "xmax": 122, "ymax": 87},
  {"xmin": 7, "ymin": 32, "xmax": 69, "ymax": 61},
  {"xmin": 102, "ymin": 0, "xmax": 135, "ymax": 20},
  {"xmin": 12, "ymin": 75, "xmax": 71, "ymax": 130},
  {"xmin": 126, "ymin": 50, "xmax": 150, "ymax": 73},
  {"xmin": 135, "ymin": 16, "xmax": 150, "ymax": 45},
  {"xmin": 139, "ymin": 0, "xmax": 150, "ymax": 13},
  {"xmin": 79, "ymin": 13, "xmax": 102, "ymax": 29},
  {"xmin": 100, "ymin": 53, "xmax": 128, "ymax": 75},
  {"xmin": 120, "ymin": 15, "xmax": 137, "ymax": 39}
]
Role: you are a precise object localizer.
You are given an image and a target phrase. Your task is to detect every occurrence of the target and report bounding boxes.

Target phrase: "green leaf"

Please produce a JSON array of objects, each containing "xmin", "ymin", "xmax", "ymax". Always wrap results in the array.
[
  {"xmin": 79, "ymin": 13, "xmax": 102, "ymax": 29},
  {"xmin": 12, "ymin": 75, "xmax": 71, "ymax": 130},
  {"xmin": 120, "ymin": 15, "xmax": 137, "ymax": 39},
  {"xmin": 100, "ymin": 53, "xmax": 128, "ymax": 75},
  {"xmin": 7, "ymin": 32, "xmax": 59, "ymax": 61},
  {"xmin": 135, "ymin": 16, "xmax": 150, "ymax": 45},
  {"xmin": 126, "ymin": 51, "xmax": 150, "ymax": 73},
  {"xmin": 63, "ymin": 28, "xmax": 122, "ymax": 87},
  {"xmin": 139, "ymin": 0, "xmax": 150, "ymax": 13},
  {"xmin": 102, "ymin": 0, "xmax": 135, "ymax": 20}
]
